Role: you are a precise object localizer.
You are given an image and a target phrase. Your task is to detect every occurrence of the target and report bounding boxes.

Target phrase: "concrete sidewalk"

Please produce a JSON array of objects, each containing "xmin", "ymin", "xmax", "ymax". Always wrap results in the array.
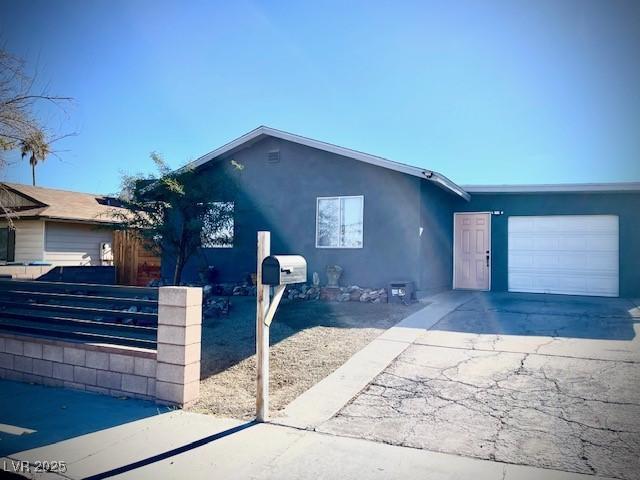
[
  {"xmin": 2, "ymin": 410, "xmax": 612, "ymax": 480},
  {"xmin": 0, "ymin": 380, "xmax": 168, "ymax": 458}
]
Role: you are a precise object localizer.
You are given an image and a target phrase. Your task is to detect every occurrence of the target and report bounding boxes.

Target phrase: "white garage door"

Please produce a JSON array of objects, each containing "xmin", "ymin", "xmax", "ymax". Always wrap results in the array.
[
  {"xmin": 508, "ymin": 215, "xmax": 619, "ymax": 297},
  {"xmin": 44, "ymin": 222, "xmax": 113, "ymax": 266}
]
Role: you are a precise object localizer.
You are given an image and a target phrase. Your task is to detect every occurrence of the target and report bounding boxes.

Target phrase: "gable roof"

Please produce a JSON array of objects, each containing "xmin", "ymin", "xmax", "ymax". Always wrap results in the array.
[
  {"xmin": 184, "ymin": 126, "xmax": 471, "ymax": 200},
  {"xmin": 0, "ymin": 183, "xmax": 126, "ymax": 224}
]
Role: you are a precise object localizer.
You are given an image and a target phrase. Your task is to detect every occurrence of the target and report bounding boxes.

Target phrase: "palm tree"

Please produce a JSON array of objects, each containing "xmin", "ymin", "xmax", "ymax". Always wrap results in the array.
[{"xmin": 19, "ymin": 130, "xmax": 50, "ymax": 186}]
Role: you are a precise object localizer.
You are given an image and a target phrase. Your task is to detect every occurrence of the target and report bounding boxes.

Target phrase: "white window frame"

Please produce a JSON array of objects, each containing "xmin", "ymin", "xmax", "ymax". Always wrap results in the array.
[{"xmin": 315, "ymin": 195, "xmax": 364, "ymax": 249}]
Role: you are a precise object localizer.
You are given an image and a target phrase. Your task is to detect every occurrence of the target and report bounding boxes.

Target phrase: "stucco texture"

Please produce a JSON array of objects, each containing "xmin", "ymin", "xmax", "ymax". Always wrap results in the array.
[{"xmin": 165, "ymin": 137, "xmax": 456, "ymax": 291}]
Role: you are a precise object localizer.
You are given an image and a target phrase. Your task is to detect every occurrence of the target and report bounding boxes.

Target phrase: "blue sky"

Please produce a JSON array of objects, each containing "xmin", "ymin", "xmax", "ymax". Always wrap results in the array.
[{"xmin": 2, "ymin": 0, "xmax": 639, "ymax": 194}]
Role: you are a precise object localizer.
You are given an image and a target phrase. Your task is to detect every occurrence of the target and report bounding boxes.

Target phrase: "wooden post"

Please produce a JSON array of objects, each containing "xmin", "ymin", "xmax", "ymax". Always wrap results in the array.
[{"xmin": 256, "ymin": 231, "xmax": 271, "ymax": 421}]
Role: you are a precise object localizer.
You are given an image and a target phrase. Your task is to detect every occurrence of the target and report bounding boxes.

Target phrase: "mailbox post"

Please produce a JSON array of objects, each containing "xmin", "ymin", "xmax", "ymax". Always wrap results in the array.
[
  {"xmin": 256, "ymin": 231, "xmax": 270, "ymax": 422},
  {"xmin": 255, "ymin": 231, "xmax": 307, "ymax": 422}
]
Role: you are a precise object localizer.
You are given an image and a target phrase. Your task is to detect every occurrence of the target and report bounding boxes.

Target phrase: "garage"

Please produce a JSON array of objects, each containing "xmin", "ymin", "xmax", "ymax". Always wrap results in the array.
[
  {"xmin": 507, "ymin": 215, "xmax": 619, "ymax": 297},
  {"xmin": 44, "ymin": 221, "xmax": 113, "ymax": 266}
]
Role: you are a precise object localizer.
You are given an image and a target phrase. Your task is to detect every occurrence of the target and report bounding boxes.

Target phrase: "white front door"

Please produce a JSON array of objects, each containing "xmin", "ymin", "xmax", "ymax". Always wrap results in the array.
[{"xmin": 454, "ymin": 213, "xmax": 491, "ymax": 290}]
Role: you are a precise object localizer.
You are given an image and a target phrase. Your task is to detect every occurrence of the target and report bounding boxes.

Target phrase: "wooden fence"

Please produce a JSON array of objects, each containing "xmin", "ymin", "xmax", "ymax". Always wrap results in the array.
[{"xmin": 113, "ymin": 231, "xmax": 161, "ymax": 286}]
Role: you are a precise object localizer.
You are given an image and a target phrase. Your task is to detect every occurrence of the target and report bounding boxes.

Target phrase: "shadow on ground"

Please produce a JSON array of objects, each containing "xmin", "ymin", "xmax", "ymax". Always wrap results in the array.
[
  {"xmin": 81, "ymin": 420, "xmax": 257, "ymax": 480},
  {"xmin": 433, "ymin": 292, "xmax": 640, "ymax": 340},
  {"xmin": 0, "ymin": 380, "xmax": 169, "ymax": 457},
  {"xmin": 200, "ymin": 297, "xmax": 421, "ymax": 379}
]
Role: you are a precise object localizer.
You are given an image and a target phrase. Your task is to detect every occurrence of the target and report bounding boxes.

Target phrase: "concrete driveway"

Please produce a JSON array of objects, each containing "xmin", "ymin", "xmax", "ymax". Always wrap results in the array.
[{"xmin": 320, "ymin": 293, "xmax": 640, "ymax": 480}]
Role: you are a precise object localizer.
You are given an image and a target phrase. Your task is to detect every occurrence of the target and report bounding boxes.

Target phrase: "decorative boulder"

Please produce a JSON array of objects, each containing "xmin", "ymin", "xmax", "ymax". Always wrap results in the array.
[
  {"xmin": 337, "ymin": 292, "xmax": 351, "ymax": 302},
  {"xmin": 349, "ymin": 288, "xmax": 364, "ymax": 301}
]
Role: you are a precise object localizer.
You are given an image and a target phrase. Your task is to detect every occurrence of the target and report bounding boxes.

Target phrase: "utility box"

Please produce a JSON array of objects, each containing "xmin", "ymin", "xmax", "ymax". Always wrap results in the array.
[
  {"xmin": 388, "ymin": 281, "xmax": 415, "ymax": 304},
  {"xmin": 262, "ymin": 255, "xmax": 307, "ymax": 286},
  {"xmin": 100, "ymin": 242, "xmax": 113, "ymax": 265}
]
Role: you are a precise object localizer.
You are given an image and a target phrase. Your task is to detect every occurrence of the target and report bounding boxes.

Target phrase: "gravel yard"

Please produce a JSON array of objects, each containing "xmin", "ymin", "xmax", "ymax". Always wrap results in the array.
[{"xmin": 188, "ymin": 297, "xmax": 422, "ymax": 419}]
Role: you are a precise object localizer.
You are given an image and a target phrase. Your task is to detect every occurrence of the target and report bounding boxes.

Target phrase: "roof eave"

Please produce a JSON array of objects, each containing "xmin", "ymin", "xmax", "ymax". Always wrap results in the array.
[
  {"xmin": 462, "ymin": 182, "xmax": 640, "ymax": 194},
  {"xmin": 40, "ymin": 216, "xmax": 122, "ymax": 225},
  {"xmin": 429, "ymin": 172, "xmax": 471, "ymax": 201},
  {"xmin": 183, "ymin": 126, "xmax": 470, "ymax": 200},
  {"xmin": 0, "ymin": 212, "xmax": 123, "ymax": 225}
]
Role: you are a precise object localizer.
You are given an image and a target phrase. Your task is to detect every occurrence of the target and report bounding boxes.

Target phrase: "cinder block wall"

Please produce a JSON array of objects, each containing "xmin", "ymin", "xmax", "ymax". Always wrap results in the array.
[
  {"xmin": 0, "ymin": 335, "xmax": 157, "ymax": 399},
  {"xmin": 155, "ymin": 287, "xmax": 202, "ymax": 406},
  {"xmin": 0, "ymin": 265, "xmax": 55, "ymax": 280},
  {"xmin": 0, "ymin": 286, "xmax": 202, "ymax": 407}
]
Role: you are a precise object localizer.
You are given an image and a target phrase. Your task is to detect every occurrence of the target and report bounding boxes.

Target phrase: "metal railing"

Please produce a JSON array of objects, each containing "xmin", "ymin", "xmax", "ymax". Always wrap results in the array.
[{"xmin": 0, "ymin": 279, "xmax": 158, "ymax": 349}]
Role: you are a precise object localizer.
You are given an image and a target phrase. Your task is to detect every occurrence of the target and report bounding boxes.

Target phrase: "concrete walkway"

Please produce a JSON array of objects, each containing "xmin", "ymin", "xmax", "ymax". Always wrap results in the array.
[{"xmin": 1, "ymin": 408, "xmax": 612, "ymax": 479}]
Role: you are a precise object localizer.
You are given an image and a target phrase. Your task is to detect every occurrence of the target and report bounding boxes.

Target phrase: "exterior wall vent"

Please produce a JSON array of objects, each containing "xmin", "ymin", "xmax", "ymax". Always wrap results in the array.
[{"xmin": 267, "ymin": 150, "xmax": 280, "ymax": 164}]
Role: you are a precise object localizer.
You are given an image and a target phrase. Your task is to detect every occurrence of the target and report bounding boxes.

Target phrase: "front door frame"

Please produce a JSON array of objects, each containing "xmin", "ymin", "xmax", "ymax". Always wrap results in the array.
[{"xmin": 453, "ymin": 212, "xmax": 492, "ymax": 291}]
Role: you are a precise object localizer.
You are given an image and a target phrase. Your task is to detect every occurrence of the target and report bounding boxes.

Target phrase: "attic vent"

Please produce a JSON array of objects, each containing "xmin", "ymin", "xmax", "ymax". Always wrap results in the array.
[{"xmin": 267, "ymin": 150, "xmax": 280, "ymax": 164}]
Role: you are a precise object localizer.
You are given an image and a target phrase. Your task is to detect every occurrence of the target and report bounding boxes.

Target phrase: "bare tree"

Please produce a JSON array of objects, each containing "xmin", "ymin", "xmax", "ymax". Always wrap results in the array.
[{"xmin": 0, "ymin": 48, "xmax": 72, "ymax": 184}]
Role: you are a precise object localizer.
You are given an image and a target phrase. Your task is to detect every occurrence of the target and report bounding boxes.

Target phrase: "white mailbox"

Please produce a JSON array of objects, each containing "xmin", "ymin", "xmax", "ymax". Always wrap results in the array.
[{"xmin": 261, "ymin": 255, "xmax": 307, "ymax": 286}]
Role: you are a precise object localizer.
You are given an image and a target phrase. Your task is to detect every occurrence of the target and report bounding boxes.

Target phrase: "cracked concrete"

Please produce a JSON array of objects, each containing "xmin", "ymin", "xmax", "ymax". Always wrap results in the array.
[
  {"xmin": 2, "ymin": 407, "xmax": 606, "ymax": 480},
  {"xmin": 320, "ymin": 293, "xmax": 640, "ymax": 480}
]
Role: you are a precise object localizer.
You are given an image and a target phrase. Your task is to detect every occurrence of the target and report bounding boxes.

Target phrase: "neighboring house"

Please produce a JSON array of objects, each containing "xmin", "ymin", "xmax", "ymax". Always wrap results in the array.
[
  {"xmin": 164, "ymin": 126, "xmax": 640, "ymax": 298},
  {"xmin": 0, "ymin": 183, "xmax": 125, "ymax": 273}
]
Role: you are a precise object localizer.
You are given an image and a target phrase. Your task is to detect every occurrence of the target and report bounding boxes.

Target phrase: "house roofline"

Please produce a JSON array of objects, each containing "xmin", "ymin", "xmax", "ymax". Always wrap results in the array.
[
  {"xmin": 0, "ymin": 213, "xmax": 120, "ymax": 225},
  {"xmin": 182, "ymin": 126, "xmax": 471, "ymax": 201},
  {"xmin": 0, "ymin": 183, "xmax": 47, "ymax": 208},
  {"xmin": 462, "ymin": 182, "xmax": 640, "ymax": 194},
  {"xmin": 40, "ymin": 215, "xmax": 120, "ymax": 225}
]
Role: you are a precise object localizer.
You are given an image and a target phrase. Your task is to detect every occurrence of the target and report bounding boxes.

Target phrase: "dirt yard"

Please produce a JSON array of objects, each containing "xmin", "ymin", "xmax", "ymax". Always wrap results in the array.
[{"xmin": 188, "ymin": 297, "xmax": 422, "ymax": 419}]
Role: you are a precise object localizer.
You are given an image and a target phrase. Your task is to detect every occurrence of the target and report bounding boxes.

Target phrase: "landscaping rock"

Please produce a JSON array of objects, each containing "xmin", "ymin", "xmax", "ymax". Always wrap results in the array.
[
  {"xmin": 233, "ymin": 285, "xmax": 253, "ymax": 296},
  {"xmin": 357, "ymin": 288, "xmax": 388, "ymax": 303},
  {"xmin": 320, "ymin": 287, "xmax": 341, "ymax": 301},
  {"xmin": 359, "ymin": 290, "xmax": 372, "ymax": 302},
  {"xmin": 220, "ymin": 284, "xmax": 235, "ymax": 296},
  {"xmin": 349, "ymin": 288, "xmax": 364, "ymax": 301},
  {"xmin": 305, "ymin": 286, "xmax": 320, "ymax": 300},
  {"xmin": 220, "ymin": 281, "xmax": 386, "ymax": 303},
  {"xmin": 203, "ymin": 297, "xmax": 230, "ymax": 317},
  {"xmin": 337, "ymin": 293, "xmax": 351, "ymax": 302}
]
